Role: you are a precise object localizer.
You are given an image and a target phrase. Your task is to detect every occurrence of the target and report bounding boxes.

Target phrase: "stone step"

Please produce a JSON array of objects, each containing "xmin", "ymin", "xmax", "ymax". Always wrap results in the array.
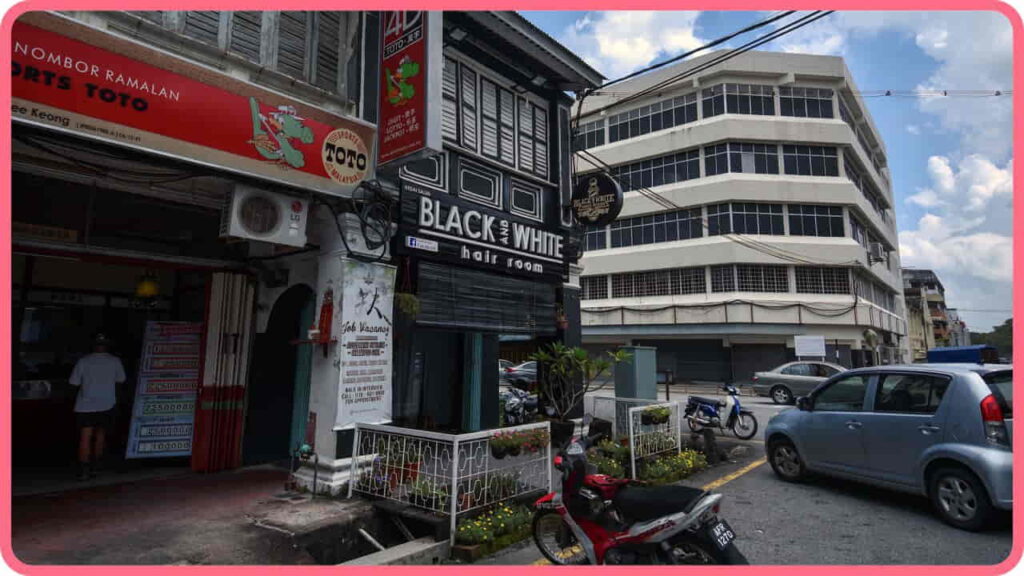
[{"xmin": 340, "ymin": 536, "xmax": 450, "ymax": 565}]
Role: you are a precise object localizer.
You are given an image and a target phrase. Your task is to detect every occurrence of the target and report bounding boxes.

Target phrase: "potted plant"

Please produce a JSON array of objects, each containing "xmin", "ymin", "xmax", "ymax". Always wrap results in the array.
[
  {"xmin": 403, "ymin": 444, "xmax": 425, "ymax": 482},
  {"xmin": 521, "ymin": 429, "xmax": 550, "ymax": 454},
  {"xmin": 489, "ymin": 432, "xmax": 512, "ymax": 459},
  {"xmin": 530, "ymin": 343, "xmax": 632, "ymax": 449},
  {"xmin": 395, "ymin": 292, "xmax": 421, "ymax": 317},
  {"xmin": 642, "ymin": 406, "xmax": 671, "ymax": 425},
  {"xmin": 506, "ymin": 432, "xmax": 523, "ymax": 457},
  {"xmin": 409, "ymin": 479, "xmax": 448, "ymax": 511}
]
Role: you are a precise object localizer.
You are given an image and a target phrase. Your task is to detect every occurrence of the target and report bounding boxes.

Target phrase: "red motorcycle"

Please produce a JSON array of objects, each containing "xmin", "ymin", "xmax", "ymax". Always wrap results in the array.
[{"xmin": 532, "ymin": 434, "xmax": 748, "ymax": 565}]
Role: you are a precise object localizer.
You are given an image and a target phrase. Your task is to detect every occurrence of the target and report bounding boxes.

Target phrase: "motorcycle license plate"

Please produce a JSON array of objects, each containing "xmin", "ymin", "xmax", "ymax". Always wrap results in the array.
[{"xmin": 706, "ymin": 519, "xmax": 736, "ymax": 551}]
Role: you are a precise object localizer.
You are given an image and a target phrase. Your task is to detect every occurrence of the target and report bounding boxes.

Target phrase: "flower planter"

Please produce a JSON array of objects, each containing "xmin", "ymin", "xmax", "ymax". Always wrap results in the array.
[
  {"xmin": 550, "ymin": 420, "xmax": 576, "ymax": 449},
  {"xmin": 641, "ymin": 413, "xmax": 653, "ymax": 425},
  {"xmin": 507, "ymin": 444, "xmax": 522, "ymax": 457},
  {"xmin": 490, "ymin": 444, "xmax": 508, "ymax": 459},
  {"xmin": 452, "ymin": 544, "xmax": 485, "ymax": 563}
]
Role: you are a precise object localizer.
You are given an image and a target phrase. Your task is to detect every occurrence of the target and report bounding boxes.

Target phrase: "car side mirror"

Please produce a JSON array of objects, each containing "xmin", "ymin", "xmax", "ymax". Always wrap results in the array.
[{"xmin": 796, "ymin": 397, "xmax": 812, "ymax": 411}]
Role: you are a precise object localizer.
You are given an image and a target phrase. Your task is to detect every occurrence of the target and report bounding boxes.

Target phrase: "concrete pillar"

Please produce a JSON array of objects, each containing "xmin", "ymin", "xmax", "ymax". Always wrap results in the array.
[{"xmin": 614, "ymin": 346, "xmax": 657, "ymax": 400}]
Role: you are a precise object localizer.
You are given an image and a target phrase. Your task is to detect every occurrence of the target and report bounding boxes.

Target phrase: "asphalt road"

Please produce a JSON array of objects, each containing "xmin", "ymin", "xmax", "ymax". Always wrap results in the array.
[{"xmin": 479, "ymin": 426, "xmax": 1013, "ymax": 566}]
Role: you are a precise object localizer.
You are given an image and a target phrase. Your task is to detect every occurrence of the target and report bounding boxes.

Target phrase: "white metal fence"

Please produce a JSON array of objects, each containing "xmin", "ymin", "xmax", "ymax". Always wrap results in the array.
[
  {"xmin": 349, "ymin": 422, "xmax": 552, "ymax": 544},
  {"xmin": 587, "ymin": 396, "xmax": 658, "ymax": 440},
  {"xmin": 627, "ymin": 401, "xmax": 682, "ymax": 479}
]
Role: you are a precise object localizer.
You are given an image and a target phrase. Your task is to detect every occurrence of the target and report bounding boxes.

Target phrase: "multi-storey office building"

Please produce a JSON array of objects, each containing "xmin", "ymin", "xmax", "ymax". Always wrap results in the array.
[{"xmin": 573, "ymin": 50, "xmax": 908, "ymax": 382}]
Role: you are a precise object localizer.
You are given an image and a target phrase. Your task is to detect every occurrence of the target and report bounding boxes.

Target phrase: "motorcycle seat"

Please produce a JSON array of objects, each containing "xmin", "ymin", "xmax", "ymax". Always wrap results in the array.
[
  {"xmin": 613, "ymin": 484, "xmax": 708, "ymax": 523},
  {"xmin": 689, "ymin": 396, "xmax": 725, "ymax": 407}
]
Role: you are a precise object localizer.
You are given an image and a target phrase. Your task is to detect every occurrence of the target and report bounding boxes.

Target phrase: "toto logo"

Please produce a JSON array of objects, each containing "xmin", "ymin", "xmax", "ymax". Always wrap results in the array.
[
  {"xmin": 571, "ymin": 172, "xmax": 623, "ymax": 227},
  {"xmin": 322, "ymin": 129, "xmax": 369, "ymax": 186}
]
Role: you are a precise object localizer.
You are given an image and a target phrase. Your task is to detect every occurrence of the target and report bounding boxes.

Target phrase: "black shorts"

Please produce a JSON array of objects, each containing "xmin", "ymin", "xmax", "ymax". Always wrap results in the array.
[{"xmin": 76, "ymin": 409, "xmax": 115, "ymax": 430}]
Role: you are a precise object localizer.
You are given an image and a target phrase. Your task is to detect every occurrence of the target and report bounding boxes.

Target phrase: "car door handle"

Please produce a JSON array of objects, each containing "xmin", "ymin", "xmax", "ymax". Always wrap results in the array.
[
  {"xmin": 918, "ymin": 425, "xmax": 941, "ymax": 435},
  {"xmin": 845, "ymin": 420, "xmax": 862, "ymax": 430}
]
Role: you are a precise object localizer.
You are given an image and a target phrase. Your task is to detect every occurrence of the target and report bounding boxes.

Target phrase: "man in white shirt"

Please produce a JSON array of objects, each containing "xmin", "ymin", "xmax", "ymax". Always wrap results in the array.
[{"xmin": 70, "ymin": 334, "xmax": 126, "ymax": 480}]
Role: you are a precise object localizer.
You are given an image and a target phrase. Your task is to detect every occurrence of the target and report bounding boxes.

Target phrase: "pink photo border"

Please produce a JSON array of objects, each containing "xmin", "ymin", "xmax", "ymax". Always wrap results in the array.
[{"xmin": 1, "ymin": 1, "xmax": 1020, "ymax": 574}]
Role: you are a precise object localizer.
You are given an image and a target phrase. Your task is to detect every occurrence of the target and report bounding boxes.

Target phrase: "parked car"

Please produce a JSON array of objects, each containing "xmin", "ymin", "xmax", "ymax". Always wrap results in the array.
[
  {"xmin": 504, "ymin": 361, "xmax": 538, "ymax": 391},
  {"xmin": 751, "ymin": 361, "xmax": 847, "ymax": 404},
  {"xmin": 499, "ymin": 359, "xmax": 514, "ymax": 380},
  {"xmin": 765, "ymin": 363, "xmax": 1012, "ymax": 530}
]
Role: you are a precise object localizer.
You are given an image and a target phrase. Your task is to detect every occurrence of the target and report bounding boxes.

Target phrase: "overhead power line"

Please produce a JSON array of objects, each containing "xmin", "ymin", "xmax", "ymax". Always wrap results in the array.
[
  {"xmin": 600, "ymin": 11, "xmax": 798, "ymax": 90},
  {"xmin": 582, "ymin": 11, "xmax": 836, "ymax": 119}
]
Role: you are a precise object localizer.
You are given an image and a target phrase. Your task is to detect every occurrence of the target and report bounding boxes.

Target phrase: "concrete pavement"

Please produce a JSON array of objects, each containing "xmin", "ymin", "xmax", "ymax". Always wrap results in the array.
[{"xmin": 478, "ymin": 433, "xmax": 1012, "ymax": 566}]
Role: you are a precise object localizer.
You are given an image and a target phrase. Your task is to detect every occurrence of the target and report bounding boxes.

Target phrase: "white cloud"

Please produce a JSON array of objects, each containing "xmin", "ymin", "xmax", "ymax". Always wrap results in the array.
[
  {"xmin": 765, "ymin": 11, "xmax": 1013, "ymax": 161},
  {"xmin": 898, "ymin": 153, "xmax": 1013, "ymax": 330},
  {"xmin": 906, "ymin": 124, "xmax": 921, "ymax": 135},
  {"xmin": 558, "ymin": 11, "xmax": 704, "ymax": 79}
]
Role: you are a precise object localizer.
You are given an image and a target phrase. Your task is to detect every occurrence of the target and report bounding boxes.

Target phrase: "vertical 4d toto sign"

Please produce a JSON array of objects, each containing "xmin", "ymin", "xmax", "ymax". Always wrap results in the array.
[{"xmin": 377, "ymin": 11, "xmax": 443, "ymax": 169}]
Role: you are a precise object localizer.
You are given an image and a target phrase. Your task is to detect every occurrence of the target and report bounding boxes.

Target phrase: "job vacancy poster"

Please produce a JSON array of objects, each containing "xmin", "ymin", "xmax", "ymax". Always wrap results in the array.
[{"xmin": 125, "ymin": 321, "xmax": 202, "ymax": 459}]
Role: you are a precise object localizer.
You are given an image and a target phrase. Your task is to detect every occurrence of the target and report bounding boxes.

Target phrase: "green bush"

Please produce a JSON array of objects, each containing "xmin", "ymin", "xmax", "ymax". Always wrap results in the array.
[
  {"xmin": 638, "ymin": 449, "xmax": 708, "ymax": 485},
  {"xmin": 589, "ymin": 453, "xmax": 625, "ymax": 477}
]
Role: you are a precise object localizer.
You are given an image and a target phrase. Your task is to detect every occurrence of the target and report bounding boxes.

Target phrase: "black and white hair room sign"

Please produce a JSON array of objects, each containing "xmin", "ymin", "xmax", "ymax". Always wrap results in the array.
[{"xmin": 399, "ymin": 179, "xmax": 569, "ymax": 282}]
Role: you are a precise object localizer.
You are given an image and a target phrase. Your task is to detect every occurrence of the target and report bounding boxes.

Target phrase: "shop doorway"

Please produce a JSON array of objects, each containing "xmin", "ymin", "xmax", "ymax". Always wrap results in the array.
[
  {"xmin": 242, "ymin": 284, "xmax": 315, "ymax": 465},
  {"xmin": 11, "ymin": 253, "xmax": 209, "ymax": 494}
]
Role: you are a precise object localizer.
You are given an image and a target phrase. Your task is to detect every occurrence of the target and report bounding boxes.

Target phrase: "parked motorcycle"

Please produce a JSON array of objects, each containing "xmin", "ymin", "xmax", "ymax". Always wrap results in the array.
[
  {"xmin": 500, "ymin": 386, "xmax": 539, "ymax": 426},
  {"xmin": 684, "ymin": 384, "xmax": 758, "ymax": 440},
  {"xmin": 532, "ymin": 433, "xmax": 748, "ymax": 565}
]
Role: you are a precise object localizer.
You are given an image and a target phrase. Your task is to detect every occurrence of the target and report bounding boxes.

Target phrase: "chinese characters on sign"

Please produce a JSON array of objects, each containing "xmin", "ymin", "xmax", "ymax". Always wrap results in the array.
[
  {"xmin": 377, "ymin": 11, "xmax": 442, "ymax": 168},
  {"xmin": 334, "ymin": 260, "xmax": 396, "ymax": 429}
]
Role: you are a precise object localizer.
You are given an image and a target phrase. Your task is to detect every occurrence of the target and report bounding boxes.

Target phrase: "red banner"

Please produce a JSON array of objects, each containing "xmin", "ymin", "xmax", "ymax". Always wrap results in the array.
[
  {"xmin": 377, "ymin": 11, "xmax": 441, "ymax": 168},
  {"xmin": 11, "ymin": 15, "xmax": 376, "ymax": 197}
]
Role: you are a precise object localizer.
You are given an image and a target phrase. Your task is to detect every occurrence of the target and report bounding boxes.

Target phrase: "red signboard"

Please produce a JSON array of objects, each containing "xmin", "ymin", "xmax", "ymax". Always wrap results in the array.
[
  {"xmin": 377, "ymin": 11, "xmax": 442, "ymax": 169},
  {"xmin": 11, "ymin": 14, "xmax": 376, "ymax": 197}
]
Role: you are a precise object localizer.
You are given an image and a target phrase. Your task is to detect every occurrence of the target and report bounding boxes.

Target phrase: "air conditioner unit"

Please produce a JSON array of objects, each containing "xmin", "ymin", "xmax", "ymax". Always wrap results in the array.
[
  {"xmin": 868, "ymin": 242, "xmax": 886, "ymax": 263},
  {"xmin": 220, "ymin": 185, "xmax": 309, "ymax": 248}
]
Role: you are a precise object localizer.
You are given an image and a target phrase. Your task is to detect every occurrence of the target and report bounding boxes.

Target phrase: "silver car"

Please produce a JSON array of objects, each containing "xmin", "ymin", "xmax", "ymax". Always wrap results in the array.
[
  {"xmin": 765, "ymin": 364, "xmax": 1012, "ymax": 530},
  {"xmin": 751, "ymin": 361, "xmax": 847, "ymax": 404}
]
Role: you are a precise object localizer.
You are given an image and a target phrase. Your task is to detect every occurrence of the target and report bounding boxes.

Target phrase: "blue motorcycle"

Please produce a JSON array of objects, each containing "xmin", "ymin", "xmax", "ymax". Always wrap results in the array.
[{"xmin": 684, "ymin": 384, "xmax": 758, "ymax": 440}]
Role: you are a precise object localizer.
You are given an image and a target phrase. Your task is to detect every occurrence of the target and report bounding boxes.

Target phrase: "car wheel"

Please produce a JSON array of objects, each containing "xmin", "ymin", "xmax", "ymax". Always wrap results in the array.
[
  {"xmin": 929, "ymin": 467, "xmax": 995, "ymax": 531},
  {"xmin": 770, "ymin": 386, "xmax": 793, "ymax": 405},
  {"xmin": 768, "ymin": 439, "xmax": 806, "ymax": 482}
]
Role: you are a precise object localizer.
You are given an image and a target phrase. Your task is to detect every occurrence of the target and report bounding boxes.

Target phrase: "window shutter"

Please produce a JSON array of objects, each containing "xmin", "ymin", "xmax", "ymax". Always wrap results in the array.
[
  {"xmin": 518, "ymin": 99, "xmax": 534, "ymax": 173},
  {"xmin": 499, "ymin": 90, "xmax": 515, "ymax": 165},
  {"xmin": 314, "ymin": 13, "xmax": 341, "ymax": 91},
  {"xmin": 228, "ymin": 12, "xmax": 262, "ymax": 63},
  {"xmin": 460, "ymin": 66, "xmax": 478, "ymax": 152},
  {"xmin": 182, "ymin": 11, "xmax": 221, "ymax": 45},
  {"xmin": 277, "ymin": 12, "xmax": 310, "ymax": 80},
  {"xmin": 533, "ymin": 104, "xmax": 548, "ymax": 178},
  {"xmin": 480, "ymin": 79, "xmax": 499, "ymax": 158},
  {"xmin": 441, "ymin": 57, "xmax": 458, "ymax": 142}
]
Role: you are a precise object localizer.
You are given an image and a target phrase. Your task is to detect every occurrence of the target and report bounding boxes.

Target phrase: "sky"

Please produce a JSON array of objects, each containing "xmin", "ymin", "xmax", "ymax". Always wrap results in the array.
[{"xmin": 521, "ymin": 10, "xmax": 1014, "ymax": 332}]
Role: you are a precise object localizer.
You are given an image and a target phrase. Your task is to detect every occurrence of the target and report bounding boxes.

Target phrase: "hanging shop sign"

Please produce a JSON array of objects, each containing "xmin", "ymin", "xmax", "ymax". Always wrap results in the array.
[
  {"xmin": 571, "ymin": 172, "xmax": 623, "ymax": 227},
  {"xmin": 10, "ymin": 14, "xmax": 376, "ymax": 198},
  {"xmin": 399, "ymin": 180, "xmax": 569, "ymax": 282},
  {"xmin": 125, "ymin": 321, "xmax": 202, "ymax": 459},
  {"xmin": 377, "ymin": 11, "xmax": 443, "ymax": 169},
  {"xmin": 334, "ymin": 259, "xmax": 397, "ymax": 430}
]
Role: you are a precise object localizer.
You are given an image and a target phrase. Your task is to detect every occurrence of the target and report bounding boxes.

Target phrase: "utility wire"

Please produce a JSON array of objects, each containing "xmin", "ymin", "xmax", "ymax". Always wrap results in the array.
[
  {"xmin": 599, "ymin": 11, "xmax": 798, "ymax": 90},
  {"xmin": 582, "ymin": 11, "xmax": 836, "ymax": 120}
]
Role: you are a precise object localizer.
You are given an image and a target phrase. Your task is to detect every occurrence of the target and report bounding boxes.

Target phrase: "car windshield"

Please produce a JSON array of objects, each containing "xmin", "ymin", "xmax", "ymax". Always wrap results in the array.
[
  {"xmin": 515, "ymin": 361, "xmax": 535, "ymax": 371},
  {"xmin": 983, "ymin": 370, "xmax": 1012, "ymax": 417}
]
